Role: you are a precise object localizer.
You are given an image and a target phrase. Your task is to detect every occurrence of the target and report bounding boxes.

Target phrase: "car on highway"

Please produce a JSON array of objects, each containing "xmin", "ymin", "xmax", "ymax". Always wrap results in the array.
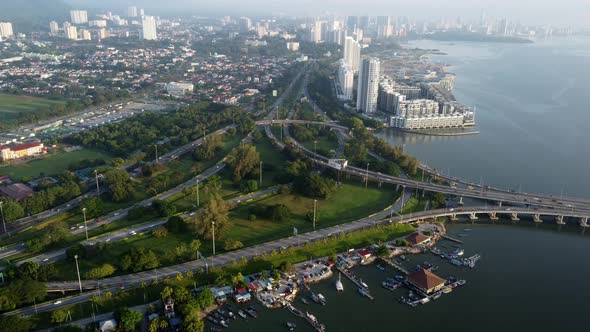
[
  {"xmin": 114, "ymin": 212, "xmax": 120, "ymax": 216},
  {"xmin": 78, "ymin": 225, "xmax": 84, "ymax": 229},
  {"xmin": 54, "ymin": 300, "xmax": 62, "ymax": 305},
  {"xmin": 43, "ymin": 258, "xmax": 49, "ymax": 262},
  {"xmin": 129, "ymin": 231, "xmax": 137, "ymax": 236}
]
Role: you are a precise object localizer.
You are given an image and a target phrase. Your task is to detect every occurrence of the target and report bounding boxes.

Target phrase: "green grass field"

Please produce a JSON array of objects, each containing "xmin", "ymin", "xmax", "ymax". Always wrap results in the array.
[
  {"xmin": 0, "ymin": 149, "xmax": 113, "ymax": 180},
  {"xmin": 0, "ymin": 93, "xmax": 66, "ymax": 121}
]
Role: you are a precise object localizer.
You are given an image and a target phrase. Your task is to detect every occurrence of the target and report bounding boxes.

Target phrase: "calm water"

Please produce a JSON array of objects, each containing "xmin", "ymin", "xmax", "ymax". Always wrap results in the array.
[
  {"xmin": 210, "ymin": 38, "xmax": 590, "ymax": 332},
  {"xmin": 218, "ymin": 223, "xmax": 590, "ymax": 332},
  {"xmin": 376, "ymin": 38, "xmax": 590, "ymax": 198}
]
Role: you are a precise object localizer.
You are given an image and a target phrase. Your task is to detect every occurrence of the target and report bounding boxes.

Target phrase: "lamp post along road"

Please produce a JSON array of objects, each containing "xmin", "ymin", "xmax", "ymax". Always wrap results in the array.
[
  {"xmin": 211, "ymin": 221, "xmax": 216, "ymax": 267},
  {"xmin": 259, "ymin": 161, "xmax": 263, "ymax": 187},
  {"xmin": 313, "ymin": 199, "xmax": 317, "ymax": 230},
  {"xmin": 82, "ymin": 208, "xmax": 88, "ymax": 240},
  {"xmin": 0, "ymin": 201, "xmax": 7, "ymax": 237},
  {"xmin": 74, "ymin": 255, "xmax": 82, "ymax": 293},
  {"xmin": 365, "ymin": 163, "xmax": 370, "ymax": 189},
  {"xmin": 196, "ymin": 180, "xmax": 200, "ymax": 208},
  {"xmin": 94, "ymin": 170, "xmax": 100, "ymax": 195}
]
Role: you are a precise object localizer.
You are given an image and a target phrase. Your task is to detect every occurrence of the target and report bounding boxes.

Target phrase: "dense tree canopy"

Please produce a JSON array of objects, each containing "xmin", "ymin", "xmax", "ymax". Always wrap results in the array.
[{"xmin": 227, "ymin": 144, "xmax": 260, "ymax": 183}]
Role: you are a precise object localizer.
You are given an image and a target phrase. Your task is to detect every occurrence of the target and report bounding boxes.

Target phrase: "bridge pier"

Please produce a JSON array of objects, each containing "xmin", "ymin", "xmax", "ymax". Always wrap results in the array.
[
  {"xmin": 556, "ymin": 215, "xmax": 566, "ymax": 225},
  {"xmin": 449, "ymin": 214, "xmax": 458, "ymax": 222},
  {"xmin": 458, "ymin": 196, "xmax": 464, "ymax": 205},
  {"xmin": 498, "ymin": 201, "xmax": 502, "ymax": 207},
  {"xmin": 488, "ymin": 212, "xmax": 499, "ymax": 220},
  {"xmin": 378, "ymin": 181, "xmax": 382, "ymax": 188},
  {"xmin": 468, "ymin": 213, "xmax": 478, "ymax": 221},
  {"xmin": 510, "ymin": 212, "xmax": 520, "ymax": 222},
  {"xmin": 533, "ymin": 214, "xmax": 542, "ymax": 223},
  {"xmin": 579, "ymin": 217, "xmax": 589, "ymax": 227}
]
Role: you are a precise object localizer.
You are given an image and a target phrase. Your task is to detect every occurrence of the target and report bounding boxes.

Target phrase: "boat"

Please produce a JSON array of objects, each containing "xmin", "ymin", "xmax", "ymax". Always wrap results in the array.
[
  {"xmin": 442, "ymin": 287, "xmax": 452, "ymax": 294},
  {"xmin": 317, "ymin": 293, "xmax": 327, "ymax": 305},
  {"xmin": 463, "ymin": 228, "xmax": 471, "ymax": 231},
  {"xmin": 207, "ymin": 316, "xmax": 218, "ymax": 324},
  {"xmin": 335, "ymin": 273, "xmax": 344, "ymax": 291},
  {"xmin": 248, "ymin": 305, "xmax": 258, "ymax": 312},
  {"xmin": 394, "ymin": 275, "xmax": 406, "ymax": 282},
  {"xmin": 382, "ymin": 281, "xmax": 400, "ymax": 291},
  {"xmin": 210, "ymin": 327, "xmax": 222, "ymax": 332},
  {"xmin": 245, "ymin": 308, "xmax": 257, "ymax": 318},
  {"xmin": 458, "ymin": 233, "xmax": 469, "ymax": 237},
  {"xmin": 454, "ymin": 249, "xmax": 464, "ymax": 256},
  {"xmin": 400, "ymin": 255, "xmax": 406, "ymax": 261},
  {"xmin": 358, "ymin": 287, "xmax": 369, "ymax": 298},
  {"xmin": 432, "ymin": 292, "xmax": 442, "ymax": 299},
  {"xmin": 431, "ymin": 247, "xmax": 441, "ymax": 255},
  {"xmin": 360, "ymin": 279, "xmax": 369, "ymax": 289},
  {"xmin": 237, "ymin": 310, "xmax": 247, "ymax": 319},
  {"xmin": 228, "ymin": 311, "xmax": 235, "ymax": 319},
  {"xmin": 306, "ymin": 312, "xmax": 318, "ymax": 323},
  {"xmin": 219, "ymin": 320, "xmax": 229, "ymax": 328},
  {"xmin": 287, "ymin": 322, "xmax": 297, "ymax": 331},
  {"xmin": 419, "ymin": 297, "xmax": 430, "ymax": 304},
  {"xmin": 457, "ymin": 279, "xmax": 467, "ymax": 286},
  {"xmin": 376, "ymin": 264, "xmax": 385, "ymax": 271},
  {"xmin": 310, "ymin": 293, "xmax": 321, "ymax": 304},
  {"xmin": 301, "ymin": 297, "xmax": 309, "ymax": 305},
  {"xmin": 450, "ymin": 258, "xmax": 463, "ymax": 266}
]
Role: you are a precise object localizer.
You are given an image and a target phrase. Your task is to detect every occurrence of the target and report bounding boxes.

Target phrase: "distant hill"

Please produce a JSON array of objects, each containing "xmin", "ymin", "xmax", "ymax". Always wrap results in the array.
[{"xmin": 0, "ymin": 0, "xmax": 70, "ymax": 33}]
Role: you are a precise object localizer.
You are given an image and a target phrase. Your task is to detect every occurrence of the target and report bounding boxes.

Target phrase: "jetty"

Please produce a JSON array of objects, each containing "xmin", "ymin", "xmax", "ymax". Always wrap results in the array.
[
  {"xmin": 381, "ymin": 258, "xmax": 409, "ymax": 275},
  {"xmin": 286, "ymin": 304, "xmax": 326, "ymax": 332},
  {"xmin": 442, "ymin": 235, "xmax": 463, "ymax": 244},
  {"xmin": 335, "ymin": 267, "xmax": 374, "ymax": 300}
]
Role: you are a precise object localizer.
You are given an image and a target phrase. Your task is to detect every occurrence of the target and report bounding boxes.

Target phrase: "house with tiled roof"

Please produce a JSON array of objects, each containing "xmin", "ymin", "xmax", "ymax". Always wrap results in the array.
[
  {"xmin": 408, "ymin": 268, "xmax": 446, "ymax": 295},
  {"xmin": 0, "ymin": 183, "xmax": 34, "ymax": 201},
  {"xmin": 0, "ymin": 142, "xmax": 45, "ymax": 161},
  {"xmin": 406, "ymin": 232, "xmax": 431, "ymax": 246}
]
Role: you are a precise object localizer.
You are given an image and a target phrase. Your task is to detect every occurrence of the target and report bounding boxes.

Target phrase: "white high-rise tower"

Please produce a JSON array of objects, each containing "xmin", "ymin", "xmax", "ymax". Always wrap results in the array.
[
  {"xmin": 343, "ymin": 36, "xmax": 361, "ymax": 73},
  {"xmin": 356, "ymin": 57, "xmax": 380, "ymax": 113},
  {"xmin": 141, "ymin": 16, "xmax": 157, "ymax": 40},
  {"xmin": 70, "ymin": 10, "xmax": 88, "ymax": 24}
]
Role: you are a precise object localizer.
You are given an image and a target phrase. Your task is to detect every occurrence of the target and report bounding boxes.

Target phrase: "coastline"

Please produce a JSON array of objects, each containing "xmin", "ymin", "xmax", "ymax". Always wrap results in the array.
[{"xmin": 390, "ymin": 127, "xmax": 480, "ymax": 136}]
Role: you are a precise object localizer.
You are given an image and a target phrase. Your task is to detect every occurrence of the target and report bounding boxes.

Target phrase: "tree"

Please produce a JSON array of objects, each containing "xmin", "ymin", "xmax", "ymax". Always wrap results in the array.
[
  {"xmin": 182, "ymin": 305, "xmax": 204, "ymax": 332},
  {"xmin": 269, "ymin": 204, "xmax": 290, "ymax": 222},
  {"xmin": 152, "ymin": 226, "xmax": 169, "ymax": 238},
  {"xmin": 227, "ymin": 144, "xmax": 260, "ymax": 183},
  {"xmin": 104, "ymin": 168, "xmax": 135, "ymax": 202},
  {"xmin": 51, "ymin": 309, "xmax": 69, "ymax": 323},
  {"xmin": 149, "ymin": 318, "xmax": 168, "ymax": 332},
  {"xmin": 195, "ymin": 288, "xmax": 214, "ymax": 309},
  {"xmin": 166, "ymin": 216, "xmax": 188, "ymax": 233},
  {"xmin": 79, "ymin": 197, "xmax": 103, "ymax": 218},
  {"xmin": 0, "ymin": 199, "xmax": 24, "ymax": 222},
  {"xmin": 374, "ymin": 244, "xmax": 390, "ymax": 257},
  {"xmin": 240, "ymin": 179, "xmax": 258, "ymax": 192},
  {"xmin": 84, "ymin": 264, "xmax": 116, "ymax": 279},
  {"xmin": 152, "ymin": 200, "xmax": 177, "ymax": 217},
  {"xmin": 118, "ymin": 308, "xmax": 143, "ymax": 332},
  {"xmin": 120, "ymin": 248, "xmax": 160, "ymax": 272},
  {"xmin": 223, "ymin": 239, "xmax": 243, "ymax": 250},
  {"xmin": 293, "ymin": 173, "xmax": 336, "ymax": 199},
  {"xmin": 160, "ymin": 286, "xmax": 173, "ymax": 300},
  {"xmin": 173, "ymin": 286, "xmax": 191, "ymax": 304},
  {"xmin": 194, "ymin": 194, "xmax": 230, "ymax": 240},
  {"xmin": 194, "ymin": 134, "xmax": 222, "ymax": 160},
  {"xmin": 0, "ymin": 315, "xmax": 34, "ymax": 332}
]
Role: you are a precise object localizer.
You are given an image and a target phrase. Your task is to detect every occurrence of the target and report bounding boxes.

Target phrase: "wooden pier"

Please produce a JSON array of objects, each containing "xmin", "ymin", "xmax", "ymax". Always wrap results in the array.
[
  {"xmin": 442, "ymin": 235, "xmax": 463, "ymax": 244},
  {"xmin": 286, "ymin": 304, "xmax": 326, "ymax": 332},
  {"xmin": 335, "ymin": 267, "xmax": 374, "ymax": 300},
  {"xmin": 382, "ymin": 258, "xmax": 409, "ymax": 275}
]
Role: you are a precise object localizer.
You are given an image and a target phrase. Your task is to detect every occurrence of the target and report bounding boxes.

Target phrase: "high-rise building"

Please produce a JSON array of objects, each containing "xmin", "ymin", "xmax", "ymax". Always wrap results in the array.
[
  {"xmin": 128, "ymin": 6, "xmax": 138, "ymax": 18},
  {"xmin": 141, "ymin": 16, "xmax": 157, "ymax": 40},
  {"xmin": 49, "ymin": 21, "xmax": 59, "ymax": 34},
  {"xmin": 311, "ymin": 20, "xmax": 323, "ymax": 43},
  {"xmin": 239, "ymin": 17, "xmax": 252, "ymax": 32},
  {"xmin": 356, "ymin": 57, "xmax": 380, "ymax": 113},
  {"xmin": 343, "ymin": 36, "xmax": 361, "ymax": 73},
  {"xmin": 79, "ymin": 29, "xmax": 91, "ymax": 40},
  {"xmin": 0, "ymin": 22, "xmax": 14, "ymax": 38},
  {"xmin": 89, "ymin": 20, "xmax": 107, "ymax": 28},
  {"xmin": 358, "ymin": 16, "xmax": 370, "ymax": 30},
  {"xmin": 338, "ymin": 60, "xmax": 354, "ymax": 100},
  {"xmin": 346, "ymin": 16, "xmax": 358, "ymax": 31},
  {"xmin": 377, "ymin": 16, "xmax": 392, "ymax": 39},
  {"xmin": 65, "ymin": 26, "xmax": 78, "ymax": 40},
  {"xmin": 98, "ymin": 28, "xmax": 108, "ymax": 40},
  {"xmin": 139, "ymin": 9, "xmax": 145, "ymax": 16},
  {"xmin": 70, "ymin": 10, "xmax": 88, "ymax": 24}
]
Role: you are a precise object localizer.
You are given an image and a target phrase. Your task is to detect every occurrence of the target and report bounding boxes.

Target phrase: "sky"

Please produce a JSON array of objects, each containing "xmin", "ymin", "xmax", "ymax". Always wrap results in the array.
[{"xmin": 65, "ymin": 0, "xmax": 590, "ymax": 27}]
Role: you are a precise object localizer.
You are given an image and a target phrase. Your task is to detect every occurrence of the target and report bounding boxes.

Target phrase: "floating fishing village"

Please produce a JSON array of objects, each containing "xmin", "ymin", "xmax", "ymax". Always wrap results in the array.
[{"xmin": 201, "ymin": 222, "xmax": 482, "ymax": 331}]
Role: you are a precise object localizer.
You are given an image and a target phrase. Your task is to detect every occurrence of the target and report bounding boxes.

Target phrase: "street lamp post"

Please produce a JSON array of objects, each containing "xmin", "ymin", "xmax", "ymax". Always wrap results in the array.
[
  {"xmin": 365, "ymin": 163, "xmax": 370, "ymax": 189},
  {"xmin": 94, "ymin": 170, "xmax": 100, "ymax": 195},
  {"xmin": 401, "ymin": 185, "xmax": 406, "ymax": 223},
  {"xmin": 211, "ymin": 221, "xmax": 216, "ymax": 256},
  {"xmin": 74, "ymin": 254, "xmax": 82, "ymax": 293},
  {"xmin": 154, "ymin": 144, "xmax": 159, "ymax": 163},
  {"xmin": 0, "ymin": 201, "xmax": 8, "ymax": 237},
  {"xmin": 259, "ymin": 161, "xmax": 263, "ymax": 187},
  {"xmin": 196, "ymin": 180, "xmax": 200, "ymax": 208},
  {"xmin": 313, "ymin": 199, "xmax": 317, "ymax": 230},
  {"xmin": 82, "ymin": 208, "xmax": 88, "ymax": 241}
]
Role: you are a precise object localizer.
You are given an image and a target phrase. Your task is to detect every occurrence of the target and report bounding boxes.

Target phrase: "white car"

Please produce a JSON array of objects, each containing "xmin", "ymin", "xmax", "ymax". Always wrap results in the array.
[
  {"xmin": 78, "ymin": 225, "xmax": 85, "ymax": 229},
  {"xmin": 43, "ymin": 258, "xmax": 49, "ymax": 262},
  {"xmin": 54, "ymin": 300, "xmax": 62, "ymax": 305},
  {"xmin": 105, "ymin": 238, "xmax": 111, "ymax": 242},
  {"xmin": 114, "ymin": 212, "xmax": 120, "ymax": 216},
  {"xmin": 130, "ymin": 231, "xmax": 137, "ymax": 236}
]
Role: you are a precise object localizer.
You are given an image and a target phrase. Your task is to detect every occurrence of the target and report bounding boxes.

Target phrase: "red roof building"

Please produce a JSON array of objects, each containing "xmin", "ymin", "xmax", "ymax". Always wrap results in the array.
[
  {"xmin": 1, "ymin": 142, "xmax": 45, "ymax": 161},
  {"xmin": 0, "ymin": 183, "xmax": 34, "ymax": 201},
  {"xmin": 406, "ymin": 232, "xmax": 431, "ymax": 246},
  {"xmin": 408, "ymin": 268, "xmax": 446, "ymax": 295}
]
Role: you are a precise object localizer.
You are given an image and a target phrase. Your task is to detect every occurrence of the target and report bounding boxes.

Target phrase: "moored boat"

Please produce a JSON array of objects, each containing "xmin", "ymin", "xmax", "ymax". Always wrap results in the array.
[
  {"xmin": 376, "ymin": 264, "xmax": 385, "ymax": 271},
  {"xmin": 301, "ymin": 297, "xmax": 309, "ymax": 305},
  {"xmin": 317, "ymin": 293, "xmax": 327, "ymax": 305},
  {"xmin": 287, "ymin": 322, "xmax": 297, "ymax": 331},
  {"xmin": 237, "ymin": 310, "xmax": 247, "ymax": 319},
  {"xmin": 442, "ymin": 287, "xmax": 452, "ymax": 294}
]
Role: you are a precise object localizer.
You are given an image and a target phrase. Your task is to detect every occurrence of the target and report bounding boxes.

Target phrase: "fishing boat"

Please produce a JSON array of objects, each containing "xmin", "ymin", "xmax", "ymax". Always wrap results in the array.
[
  {"xmin": 287, "ymin": 322, "xmax": 297, "ymax": 331},
  {"xmin": 317, "ymin": 293, "xmax": 327, "ymax": 305},
  {"xmin": 394, "ymin": 275, "xmax": 406, "ymax": 282},
  {"xmin": 376, "ymin": 264, "xmax": 385, "ymax": 271},
  {"xmin": 432, "ymin": 292, "xmax": 442, "ymax": 299},
  {"xmin": 301, "ymin": 297, "xmax": 309, "ymax": 305},
  {"xmin": 335, "ymin": 273, "xmax": 344, "ymax": 291},
  {"xmin": 228, "ymin": 311, "xmax": 235, "ymax": 319},
  {"xmin": 237, "ymin": 310, "xmax": 247, "ymax": 319}
]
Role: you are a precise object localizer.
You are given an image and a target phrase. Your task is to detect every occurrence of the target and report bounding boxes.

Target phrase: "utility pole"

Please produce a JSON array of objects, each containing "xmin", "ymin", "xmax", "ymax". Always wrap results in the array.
[
  {"xmin": 259, "ymin": 161, "xmax": 263, "ymax": 187},
  {"xmin": 0, "ymin": 201, "xmax": 8, "ymax": 237},
  {"xmin": 196, "ymin": 180, "xmax": 200, "ymax": 208},
  {"xmin": 401, "ymin": 185, "xmax": 406, "ymax": 223},
  {"xmin": 365, "ymin": 163, "xmax": 370, "ymax": 189},
  {"xmin": 82, "ymin": 208, "xmax": 88, "ymax": 241},
  {"xmin": 154, "ymin": 144, "xmax": 159, "ymax": 163},
  {"xmin": 94, "ymin": 170, "xmax": 100, "ymax": 195},
  {"xmin": 313, "ymin": 199, "xmax": 317, "ymax": 230},
  {"xmin": 211, "ymin": 221, "xmax": 216, "ymax": 256},
  {"xmin": 203, "ymin": 127, "xmax": 206, "ymax": 140},
  {"xmin": 74, "ymin": 255, "xmax": 83, "ymax": 293}
]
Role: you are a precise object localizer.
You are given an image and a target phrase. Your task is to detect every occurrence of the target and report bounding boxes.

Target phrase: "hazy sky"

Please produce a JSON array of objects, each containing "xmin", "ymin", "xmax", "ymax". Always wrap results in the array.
[{"xmin": 68, "ymin": 0, "xmax": 589, "ymax": 26}]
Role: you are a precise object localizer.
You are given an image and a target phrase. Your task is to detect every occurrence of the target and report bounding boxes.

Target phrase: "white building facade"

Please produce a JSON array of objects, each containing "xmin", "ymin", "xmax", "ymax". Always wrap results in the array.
[
  {"xmin": 141, "ymin": 16, "xmax": 157, "ymax": 40},
  {"xmin": 356, "ymin": 57, "xmax": 380, "ymax": 113}
]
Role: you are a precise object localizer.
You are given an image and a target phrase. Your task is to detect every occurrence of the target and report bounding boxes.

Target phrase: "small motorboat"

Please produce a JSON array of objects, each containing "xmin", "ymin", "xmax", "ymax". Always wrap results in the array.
[
  {"xmin": 246, "ymin": 308, "xmax": 257, "ymax": 318},
  {"xmin": 360, "ymin": 279, "xmax": 369, "ymax": 289},
  {"xmin": 442, "ymin": 287, "xmax": 452, "ymax": 294},
  {"xmin": 301, "ymin": 297, "xmax": 309, "ymax": 305},
  {"xmin": 376, "ymin": 264, "xmax": 385, "ymax": 271},
  {"xmin": 457, "ymin": 279, "xmax": 466, "ymax": 286},
  {"xmin": 317, "ymin": 293, "xmax": 327, "ymax": 305},
  {"xmin": 237, "ymin": 310, "xmax": 248, "ymax": 319},
  {"xmin": 287, "ymin": 322, "xmax": 297, "ymax": 331},
  {"xmin": 219, "ymin": 320, "xmax": 229, "ymax": 328},
  {"xmin": 210, "ymin": 327, "xmax": 222, "ymax": 332}
]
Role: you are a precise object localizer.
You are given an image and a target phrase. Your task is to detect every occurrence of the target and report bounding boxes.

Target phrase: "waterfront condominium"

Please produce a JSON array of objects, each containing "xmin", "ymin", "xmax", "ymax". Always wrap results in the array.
[
  {"xmin": 141, "ymin": 16, "xmax": 158, "ymax": 40},
  {"xmin": 70, "ymin": 10, "xmax": 88, "ymax": 24},
  {"xmin": 356, "ymin": 56, "xmax": 380, "ymax": 113},
  {"xmin": 343, "ymin": 36, "xmax": 361, "ymax": 73}
]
